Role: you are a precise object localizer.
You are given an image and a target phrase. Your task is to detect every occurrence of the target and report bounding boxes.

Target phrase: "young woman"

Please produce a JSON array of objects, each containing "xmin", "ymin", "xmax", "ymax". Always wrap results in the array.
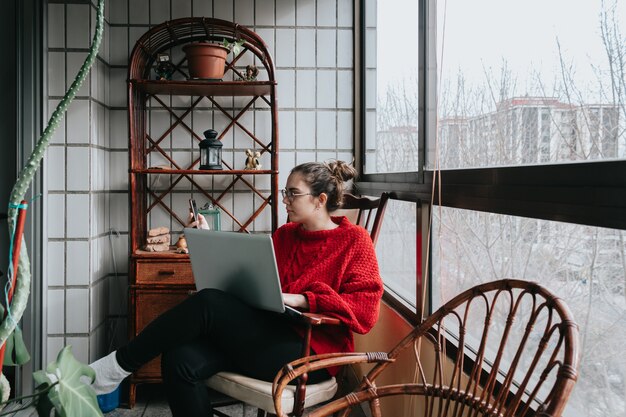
[{"xmin": 89, "ymin": 161, "xmax": 383, "ymax": 416}]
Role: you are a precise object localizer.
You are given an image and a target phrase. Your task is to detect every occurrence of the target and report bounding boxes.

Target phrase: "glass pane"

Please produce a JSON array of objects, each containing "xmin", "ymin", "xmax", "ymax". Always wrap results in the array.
[
  {"xmin": 433, "ymin": 0, "xmax": 626, "ymax": 169},
  {"xmin": 376, "ymin": 199, "xmax": 417, "ymax": 309},
  {"xmin": 364, "ymin": 0, "xmax": 420, "ymax": 174},
  {"xmin": 432, "ymin": 206, "xmax": 626, "ymax": 417}
]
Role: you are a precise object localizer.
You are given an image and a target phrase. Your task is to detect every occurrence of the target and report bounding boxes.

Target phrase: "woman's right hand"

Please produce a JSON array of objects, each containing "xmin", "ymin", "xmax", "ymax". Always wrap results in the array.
[{"xmin": 187, "ymin": 213, "xmax": 210, "ymax": 230}]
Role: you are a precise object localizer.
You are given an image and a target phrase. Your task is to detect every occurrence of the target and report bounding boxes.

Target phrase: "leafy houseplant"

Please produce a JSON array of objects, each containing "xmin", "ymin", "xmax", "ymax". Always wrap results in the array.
[{"xmin": 183, "ymin": 38, "xmax": 245, "ymax": 80}]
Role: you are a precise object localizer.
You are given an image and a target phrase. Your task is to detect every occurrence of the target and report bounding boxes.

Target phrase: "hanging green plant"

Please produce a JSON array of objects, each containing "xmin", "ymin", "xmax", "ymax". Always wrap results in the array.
[{"xmin": 0, "ymin": 0, "xmax": 105, "ymax": 414}]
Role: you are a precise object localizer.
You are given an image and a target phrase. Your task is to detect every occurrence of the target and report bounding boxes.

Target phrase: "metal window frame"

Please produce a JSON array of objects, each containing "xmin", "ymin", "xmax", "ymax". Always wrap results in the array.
[{"xmin": 356, "ymin": 0, "xmax": 626, "ymax": 323}]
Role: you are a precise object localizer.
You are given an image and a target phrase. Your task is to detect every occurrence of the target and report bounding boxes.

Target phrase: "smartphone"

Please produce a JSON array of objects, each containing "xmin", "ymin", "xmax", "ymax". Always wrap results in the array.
[{"xmin": 189, "ymin": 198, "xmax": 199, "ymax": 224}]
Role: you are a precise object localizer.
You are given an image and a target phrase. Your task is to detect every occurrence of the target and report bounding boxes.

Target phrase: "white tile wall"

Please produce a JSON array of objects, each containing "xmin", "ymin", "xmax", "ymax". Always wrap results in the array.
[
  {"xmin": 66, "ymin": 194, "xmax": 90, "ymax": 239},
  {"xmin": 48, "ymin": 4, "xmax": 65, "ymax": 48},
  {"xmin": 48, "ymin": 52, "xmax": 66, "ymax": 97},
  {"xmin": 317, "ymin": 29, "xmax": 336, "ymax": 68},
  {"xmin": 215, "ymin": 0, "xmax": 235, "ymax": 21},
  {"xmin": 193, "ymin": 0, "xmax": 213, "ymax": 17},
  {"xmin": 276, "ymin": 0, "xmax": 295, "ymax": 25},
  {"xmin": 47, "ymin": 194, "xmax": 65, "ymax": 239},
  {"xmin": 172, "ymin": 0, "xmax": 192, "ymax": 20},
  {"xmin": 296, "ymin": 0, "xmax": 315, "ymax": 26},
  {"xmin": 46, "ymin": 146, "xmax": 66, "ymax": 191},
  {"xmin": 108, "ymin": 0, "xmax": 127, "ymax": 24},
  {"xmin": 150, "ymin": 0, "xmax": 170, "ymax": 24},
  {"xmin": 316, "ymin": 0, "xmax": 336, "ymax": 27},
  {"xmin": 278, "ymin": 111, "xmax": 295, "ymax": 149},
  {"xmin": 47, "ymin": 290, "xmax": 65, "ymax": 334},
  {"xmin": 66, "ymin": 100, "xmax": 90, "ymax": 144},
  {"xmin": 337, "ymin": 111, "xmax": 353, "ymax": 149},
  {"xmin": 256, "ymin": 0, "xmax": 275, "ymax": 25},
  {"xmin": 66, "ymin": 288, "xmax": 90, "ymax": 333},
  {"xmin": 317, "ymin": 111, "xmax": 336, "ymax": 148},
  {"xmin": 317, "ymin": 70, "xmax": 336, "ymax": 108},
  {"xmin": 109, "ymin": 27, "xmax": 129, "ymax": 66},
  {"xmin": 66, "ymin": 241, "xmax": 90, "ymax": 286},
  {"xmin": 129, "ymin": 0, "xmax": 150, "ymax": 24},
  {"xmin": 296, "ymin": 70, "xmax": 316, "ymax": 108},
  {"xmin": 66, "ymin": 147, "xmax": 91, "ymax": 191},
  {"xmin": 66, "ymin": 336, "xmax": 89, "ymax": 364},
  {"xmin": 276, "ymin": 29, "xmax": 295, "ymax": 67},
  {"xmin": 337, "ymin": 70, "xmax": 353, "ymax": 109},
  {"xmin": 66, "ymin": 4, "xmax": 90, "ymax": 49},
  {"xmin": 296, "ymin": 111, "xmax": 316, "ymax": 149},
  {"xmin": 338, "ymin": 0, "xmax": 353, "ymax": 26},
  {"xmin": 46, "ymin": 337, "xmax": 65, "ymax": 365},
  {"xmin": 337, "ymin": 29, "xmax": 353, "ymax": 68},
  {"xmin": 47, "ymin": 242, "xmax": 65, "ymax": 287},
  {"xmin": 296, "ymin": 29, "xmax": 315, "ymax": 67}
]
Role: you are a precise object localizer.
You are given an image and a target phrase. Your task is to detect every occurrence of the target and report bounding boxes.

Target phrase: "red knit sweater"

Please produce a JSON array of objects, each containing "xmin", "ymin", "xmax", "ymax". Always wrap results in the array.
[{"xmin": 273, "ymin": 216, "xmax": 383, "ymax": 373}]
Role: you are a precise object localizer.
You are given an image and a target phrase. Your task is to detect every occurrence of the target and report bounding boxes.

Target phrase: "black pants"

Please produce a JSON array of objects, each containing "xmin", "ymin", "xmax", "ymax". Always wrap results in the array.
[{"xmin": 116, "ymin": 289, "xmax": 330, "ymax": 416}]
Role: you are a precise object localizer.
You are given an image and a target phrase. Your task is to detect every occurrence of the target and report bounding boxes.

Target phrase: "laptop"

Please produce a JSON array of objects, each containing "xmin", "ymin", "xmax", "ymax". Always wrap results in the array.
[{"xmin": 184, "ymin": 228, "xmax": 302, "ymax": 318}]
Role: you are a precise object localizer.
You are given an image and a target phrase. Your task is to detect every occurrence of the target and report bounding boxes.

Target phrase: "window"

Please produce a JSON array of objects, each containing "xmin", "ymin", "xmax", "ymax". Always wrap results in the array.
[
  {"xmin": 432, "ymin": 207, "xmax": 626, "ymax": 417},
  {"xmin": 433, "ymin": 0, "xmax": 626, "ymax": 169},
  {"xmin": 363, "ymin": 0, "xmax": 419, "ymax": 174},
  {"xmin": 376, "ymin": 199, "xmax": 418, "ymax": 310},
  {"xmin": 359, "ymin": 0, "xmax": 626, "ymax": 416}
]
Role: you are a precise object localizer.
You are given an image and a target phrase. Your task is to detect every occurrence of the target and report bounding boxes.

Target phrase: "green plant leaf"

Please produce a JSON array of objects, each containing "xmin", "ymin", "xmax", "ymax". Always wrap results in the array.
[
  {"xmin": 222, "ymin": 38, "xmax": 245, "ymax": 57},
  {"xmin": 40, "ymin": 346, "xmax": 102, "ymax": 417},
  {"xmin": 4, "ymin": 325, "xmax": 31, "ymax": 366},
  {"xmin": 231, "ymin": 39, "xmax": 245, "ymax": 56}
]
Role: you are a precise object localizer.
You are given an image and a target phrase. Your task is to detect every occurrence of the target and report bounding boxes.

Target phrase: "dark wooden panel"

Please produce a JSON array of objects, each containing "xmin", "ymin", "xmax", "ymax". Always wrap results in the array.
[{"xmin": 132, "ymin": 288, "xmax": 194, "ymax": 378}]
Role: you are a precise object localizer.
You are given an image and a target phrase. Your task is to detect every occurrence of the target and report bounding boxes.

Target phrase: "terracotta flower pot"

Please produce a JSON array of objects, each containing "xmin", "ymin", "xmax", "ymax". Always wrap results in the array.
[{"xmin": 183, "ymin": 42, "xmax": 229, "ymax": 79}]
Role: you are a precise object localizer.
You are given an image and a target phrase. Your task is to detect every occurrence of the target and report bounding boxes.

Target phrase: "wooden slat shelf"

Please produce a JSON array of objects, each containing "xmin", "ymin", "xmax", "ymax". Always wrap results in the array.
[
  {"xmin": 133, "ymin": 249, "xmax": 190, "ymax": 258},
  {"xmin": 131, "ymin": 79, "xmax": 275, "ymax": 96},
  {"xmin": 132, "ymin": 168, "xmax": 276, "ymax": 175}
]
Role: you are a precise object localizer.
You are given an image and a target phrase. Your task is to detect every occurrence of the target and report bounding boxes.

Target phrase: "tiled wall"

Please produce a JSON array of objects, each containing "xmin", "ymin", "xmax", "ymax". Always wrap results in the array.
[{"xmin": 44, "ymin": 0, "xmax": 354, "ymax": 363}]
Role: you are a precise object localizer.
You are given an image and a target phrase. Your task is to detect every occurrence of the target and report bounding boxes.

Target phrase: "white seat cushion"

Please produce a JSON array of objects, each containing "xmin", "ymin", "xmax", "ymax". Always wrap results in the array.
[{"xmin": 205, "ymin": 372, "xmax": 337, "ymax": 414}]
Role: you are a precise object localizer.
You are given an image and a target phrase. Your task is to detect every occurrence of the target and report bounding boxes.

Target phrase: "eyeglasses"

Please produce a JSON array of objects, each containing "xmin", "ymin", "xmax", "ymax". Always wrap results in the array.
[{"xmin": 281, "ymin": 189, "xmax": 313, "ymax": 201}]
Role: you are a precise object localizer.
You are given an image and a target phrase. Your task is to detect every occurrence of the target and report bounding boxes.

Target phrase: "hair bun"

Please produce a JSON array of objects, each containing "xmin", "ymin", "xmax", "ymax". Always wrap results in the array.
[{"xmin": 326, "ymin": 160, "xmax": 358, "ymax": 183}]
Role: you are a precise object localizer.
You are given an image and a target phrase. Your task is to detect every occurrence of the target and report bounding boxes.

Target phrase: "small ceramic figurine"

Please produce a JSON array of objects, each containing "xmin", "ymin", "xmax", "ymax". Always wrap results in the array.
[
  {"xmin": 155, "ymin": 53, "xmax": 175, "ymax": 80},
  {"xmin": 175, "ymin": 235, "xmax": 188, "ymax": 254},
  {"xmin": 244, "ymin": 149, "xmax": 262, "ymax": 170},
  {"xmin": 243, "ymin": 64, "xmax": 259, "ymax": 81}
]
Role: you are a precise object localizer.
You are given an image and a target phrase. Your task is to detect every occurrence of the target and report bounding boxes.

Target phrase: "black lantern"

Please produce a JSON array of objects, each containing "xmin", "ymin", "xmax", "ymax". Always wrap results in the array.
[{"xmin": 199, "ymin": 129, "xmax": 223, "ymax": 170}]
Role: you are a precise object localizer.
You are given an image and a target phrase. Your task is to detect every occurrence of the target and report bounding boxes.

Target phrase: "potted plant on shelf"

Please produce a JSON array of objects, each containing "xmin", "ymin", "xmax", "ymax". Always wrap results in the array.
[{"xmin": 183, "ymin": 38, "xmax": 245, "ymax": 80}]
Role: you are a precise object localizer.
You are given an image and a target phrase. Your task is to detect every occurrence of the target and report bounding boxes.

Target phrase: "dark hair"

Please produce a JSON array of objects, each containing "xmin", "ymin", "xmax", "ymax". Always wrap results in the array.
[{"xmin": 290, "ymin": 160, "xmax": 358, "ymax": 211}]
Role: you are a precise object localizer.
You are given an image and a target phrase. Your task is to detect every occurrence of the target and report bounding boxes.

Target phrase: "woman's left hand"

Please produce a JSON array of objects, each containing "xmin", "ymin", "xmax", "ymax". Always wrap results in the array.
[{"xmin": 282, "ymin": 293, "xmax": 309, "ymax": 310}]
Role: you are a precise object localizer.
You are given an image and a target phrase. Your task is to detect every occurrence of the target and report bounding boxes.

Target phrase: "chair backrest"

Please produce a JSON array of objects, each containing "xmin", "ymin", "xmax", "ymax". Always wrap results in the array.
[
  {"xmin": 304, "ymin": 279, "xmax": 579, "ymax": 417},
  {"xmin": 332, "ymin": 192, "xmax": 390, "ymax": 247}
]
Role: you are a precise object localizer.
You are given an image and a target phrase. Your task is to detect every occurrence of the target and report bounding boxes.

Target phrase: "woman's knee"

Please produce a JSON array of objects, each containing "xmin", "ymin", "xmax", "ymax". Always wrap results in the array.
[
  {"xmin": 161, "ymin": 347, "xmax": 199, "ymax": 384},
  {"xmin": 193, "ymin": 288, "xmax": 228, "ymax": 305}
]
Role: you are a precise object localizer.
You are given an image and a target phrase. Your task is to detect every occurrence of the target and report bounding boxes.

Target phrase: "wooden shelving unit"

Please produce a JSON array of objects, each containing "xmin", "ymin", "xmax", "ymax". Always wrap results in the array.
[{"xmin": 126, "ymin": 17, "xmax": 279, "ymax": 407}]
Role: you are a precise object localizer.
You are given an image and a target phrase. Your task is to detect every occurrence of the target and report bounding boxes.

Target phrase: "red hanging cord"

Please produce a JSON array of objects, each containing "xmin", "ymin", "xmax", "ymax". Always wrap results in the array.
[{"xmin": 0, "ymin": 200, "xmax": 28, "ymax": 368}]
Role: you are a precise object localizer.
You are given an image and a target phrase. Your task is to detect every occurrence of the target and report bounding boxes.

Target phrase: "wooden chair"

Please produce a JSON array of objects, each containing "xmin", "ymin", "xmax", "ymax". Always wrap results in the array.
[
  {"xmin": 206, "ymin": 192, "xmax": 391, "ymax": 417},
  {"xmin": 273, "ymin": 279, "xmax": 579, "ymax": 417}
]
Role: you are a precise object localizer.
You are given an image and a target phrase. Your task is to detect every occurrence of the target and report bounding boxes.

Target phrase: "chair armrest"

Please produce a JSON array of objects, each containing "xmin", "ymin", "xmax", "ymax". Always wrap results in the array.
[
  {"xmin": 272, "ymin": 352, "xmax": 394, "ymax": 417},
  {"xmin": 300, "ymin": 312, "xmax": 342, "ymax": 326}
]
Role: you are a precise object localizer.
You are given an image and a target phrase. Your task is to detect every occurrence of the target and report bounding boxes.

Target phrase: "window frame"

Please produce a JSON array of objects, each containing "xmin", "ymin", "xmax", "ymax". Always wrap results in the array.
[{"xmin": 355, "ymin": 0, "xmax": 626, "ymax": 320}]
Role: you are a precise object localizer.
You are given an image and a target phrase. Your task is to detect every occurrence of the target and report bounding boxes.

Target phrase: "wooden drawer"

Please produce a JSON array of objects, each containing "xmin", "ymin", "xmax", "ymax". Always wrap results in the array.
[
  {"xmin": 132, "ymin": 288, "xmax": 194, "ymax": 379},
  {"xmin": 135, "ymin": 260, "xmax": 194, "ymax": 285}
]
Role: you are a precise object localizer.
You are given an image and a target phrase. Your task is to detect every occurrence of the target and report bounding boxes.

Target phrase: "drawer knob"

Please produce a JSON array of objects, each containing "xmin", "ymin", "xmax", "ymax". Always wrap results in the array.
[{"xmin": 158, "ymin": 270, "xmax": 175, "ymax": 276}]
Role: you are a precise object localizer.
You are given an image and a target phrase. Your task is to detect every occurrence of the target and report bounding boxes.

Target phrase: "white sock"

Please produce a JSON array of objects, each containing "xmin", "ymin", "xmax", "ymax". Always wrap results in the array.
[{"xmin": 88, "ymin": 351, "xmax": 131, "ymax": 395}]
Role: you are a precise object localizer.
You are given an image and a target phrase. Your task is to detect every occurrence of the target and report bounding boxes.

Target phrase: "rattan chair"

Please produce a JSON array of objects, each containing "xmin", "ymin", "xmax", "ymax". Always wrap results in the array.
[
  {"xmin": 206, "ymin": 192, "xmax": 391, "ymax": 417},
  {"xmin": 273, "ymin": 279, "xmax": 579, "ymax": 417}
]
